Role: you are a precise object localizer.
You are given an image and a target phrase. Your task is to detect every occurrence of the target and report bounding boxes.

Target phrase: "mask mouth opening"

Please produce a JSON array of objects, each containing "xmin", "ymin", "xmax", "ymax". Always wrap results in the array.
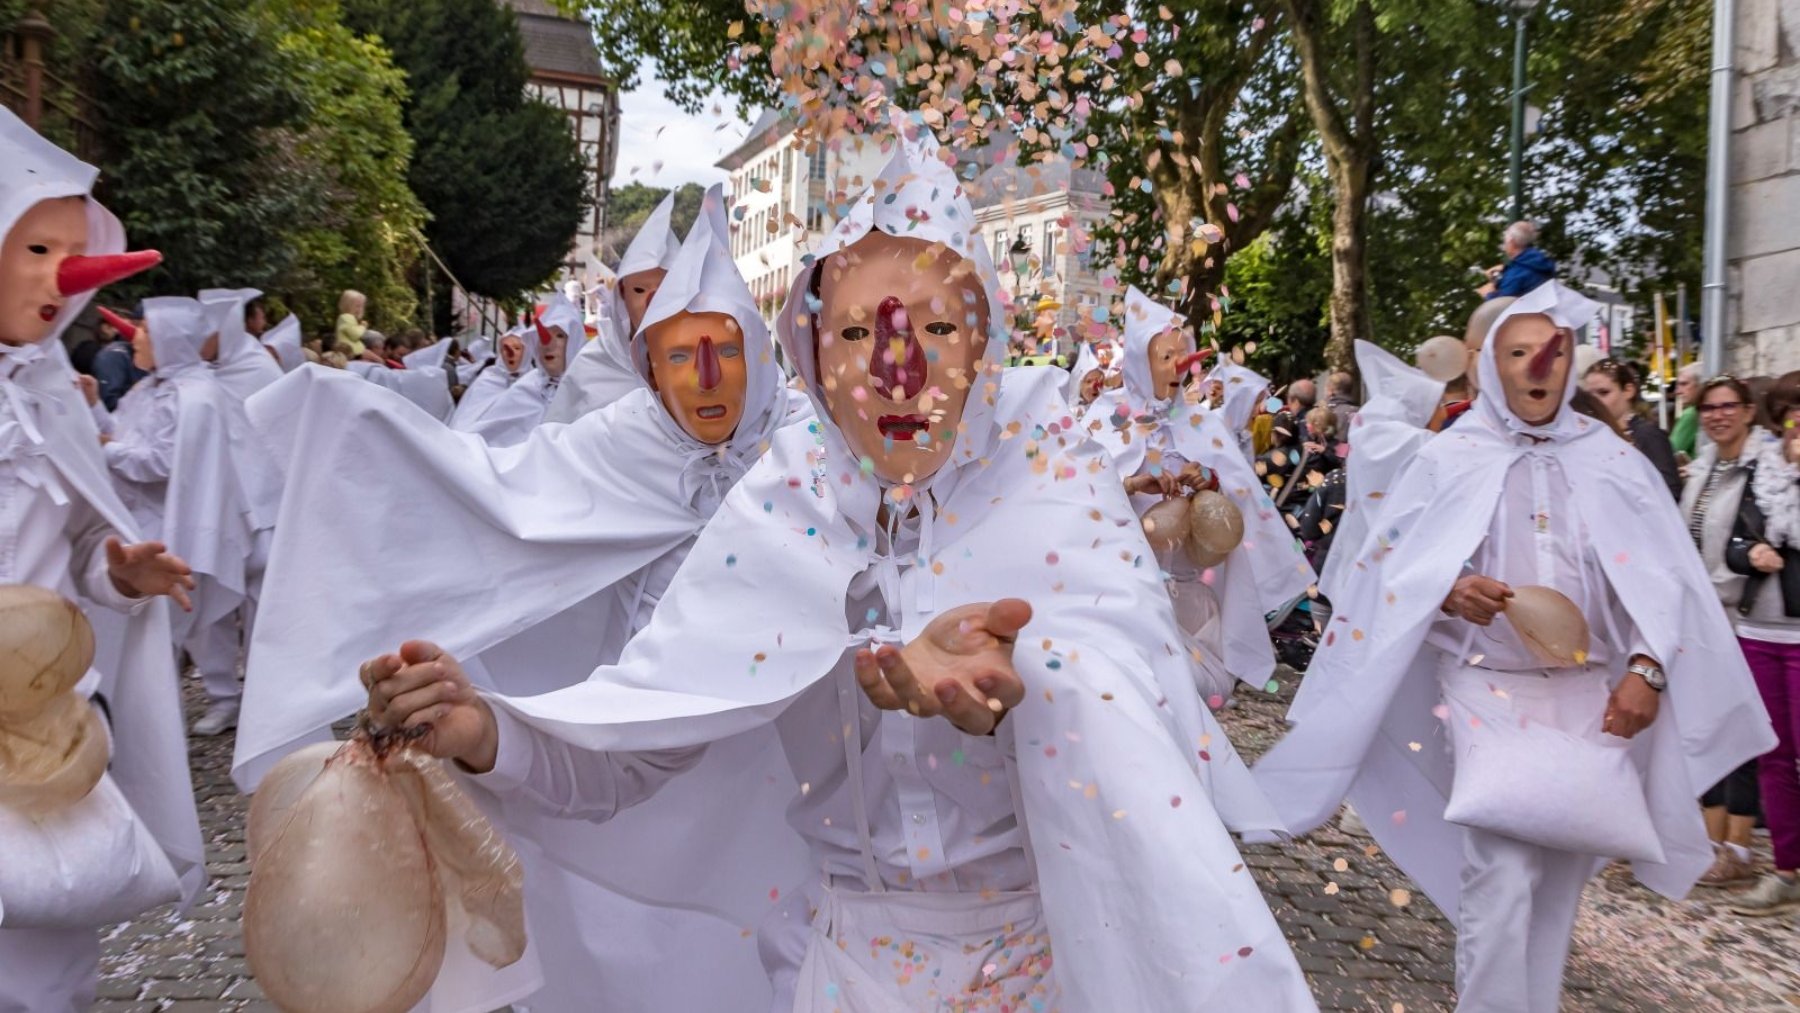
[
  {"xmin": 877, "ymin": 414, "xmax": 929, "ymax": 441},
  {"xmin": 696, "ymin": 405, "xmax": 728, "ymax": 421}
]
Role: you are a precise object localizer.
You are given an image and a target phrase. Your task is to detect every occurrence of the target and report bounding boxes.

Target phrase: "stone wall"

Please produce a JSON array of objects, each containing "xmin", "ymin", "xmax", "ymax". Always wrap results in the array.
[{"xmin": 1726, "ymin": 0, "xmax": 1800, "ymax": 375}]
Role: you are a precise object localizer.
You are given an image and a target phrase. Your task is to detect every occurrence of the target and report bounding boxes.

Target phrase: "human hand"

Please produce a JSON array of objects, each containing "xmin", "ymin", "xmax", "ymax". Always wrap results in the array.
[
  {"xmin": 1125, "ymin": 472, "xmax": 1181, "ymax": 498},
  {"xmin": 361, "ymin": 641, "xmax": 499, "ymax": 771},
  {"xmin": 76, "ymin": 374, "xmax": 99, "ymax": 407},
  {"xmin": 105, "ymin": 537, "xmax": 194, "ymax": 611},
  {"xmin": 854, "ymin": 600, "xmax": 1032, "ymax": 736},
  {"xmin": 1442, "ymin": 574, "xmax": 1513, "ymax": 626},
  {"xmin": 1750, "ymin": 543, "xmax": 1785, "ymax": 574},
  {"xmin": 1603, "ymin": 670, "xmax": 1660, "ymax": 739}
]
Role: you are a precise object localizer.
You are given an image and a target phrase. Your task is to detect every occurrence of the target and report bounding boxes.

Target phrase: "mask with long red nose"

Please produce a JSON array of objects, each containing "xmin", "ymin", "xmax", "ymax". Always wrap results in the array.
[{"xmin": 2, "ymin": 194, "xmax": 162, "ymax": 346}]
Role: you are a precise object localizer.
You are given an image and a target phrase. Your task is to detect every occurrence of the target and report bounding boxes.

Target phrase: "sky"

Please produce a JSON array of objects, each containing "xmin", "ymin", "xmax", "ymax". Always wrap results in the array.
[{"xmin": 608, "ymin": 60, "xmax": 754, "ymax": 190}]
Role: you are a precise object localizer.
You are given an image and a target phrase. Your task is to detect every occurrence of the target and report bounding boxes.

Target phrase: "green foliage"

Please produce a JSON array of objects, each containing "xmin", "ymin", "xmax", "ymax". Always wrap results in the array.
[
  {"xmin": 602, "ymin": 181, "xmax": 706, "ymax": 260},
  {"xmin": 550, "ymin": 0, "xmax": 775, "ymax": 114},
  {"xmin": 270, "ymin": 0, "xmax": 428, "ymax": 333},
  {"xmin": 1218, "ymin": 189, "xmax": 1332, "ymax": 381},
  {"xmin": 344, "ymin": 0, "xmax": 590, "ymax": 305},
  {"xmin": 89, "ymin": 0, "xmax": 323, "ymax": 297}
]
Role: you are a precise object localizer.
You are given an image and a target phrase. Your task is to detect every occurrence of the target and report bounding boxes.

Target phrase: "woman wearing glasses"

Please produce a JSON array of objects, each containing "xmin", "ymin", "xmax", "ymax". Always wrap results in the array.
[{"xmin": 1680, "ymin": 376, "xmax": 1793, "ymax": 900}]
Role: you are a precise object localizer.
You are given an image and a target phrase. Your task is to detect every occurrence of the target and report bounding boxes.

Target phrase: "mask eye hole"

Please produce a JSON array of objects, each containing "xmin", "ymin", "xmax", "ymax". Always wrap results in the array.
[
  {"xmin": 28, "ymin": 244, "xmax": 48, "ymax": 255},
  {"xmin": 924, "ymin": 322, "xmax": 956, "ymax": 337},
  {"xmin": 841, "ymin": 326, "xmax": 870, "ymax": 341}
]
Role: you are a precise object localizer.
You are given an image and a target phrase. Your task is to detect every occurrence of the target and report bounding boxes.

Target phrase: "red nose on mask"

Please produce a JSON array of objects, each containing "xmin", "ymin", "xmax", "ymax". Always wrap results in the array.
[
  {"xmin": 1527, "ymin": 330, "xmax": 1565, "ymax": 383},
  {"xmin": 870, "ymin": 296, "xmax": 926, "ymax": 401},
  {"xmin": 97, "ymin": 306, "xmax": 138, "ymax": 337},
  {"xmin": 696, "ymin": 335, "xmax": 722, "ymax": 391},
  {"xmin": 534, "ymin": 315, "xmax": 555, "ymax": 347},
  {"xmin": 56, "ymin": 250, "xmax": 163, "ymax": 297}
]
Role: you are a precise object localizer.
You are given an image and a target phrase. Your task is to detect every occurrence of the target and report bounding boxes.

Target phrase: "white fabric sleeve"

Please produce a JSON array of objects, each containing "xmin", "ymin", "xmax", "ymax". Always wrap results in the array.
[
  {"xmin": 102, "ymin": 395, "xmax": 176, "ymax": 483},
  {"xmin": 90, "ymin": 400, "xmax": 114, "ymax": 436},
  {"xmin": 470, "ymin": 700, "xmax": 708, "ymax": 822},
  {"xmin": 67, "ymin": 496, "xmax": 148, "ymax": 614}
]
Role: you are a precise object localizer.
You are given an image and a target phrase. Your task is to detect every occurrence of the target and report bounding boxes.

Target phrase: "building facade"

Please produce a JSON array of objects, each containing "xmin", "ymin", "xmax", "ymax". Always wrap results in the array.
[
  {"xmin": 1723, "ymin": 0, "xmax": 1800, "ymax": 374},
  {"xmin": 968, "ymin": 160, "xmax": 1113, "ymax": 360}
]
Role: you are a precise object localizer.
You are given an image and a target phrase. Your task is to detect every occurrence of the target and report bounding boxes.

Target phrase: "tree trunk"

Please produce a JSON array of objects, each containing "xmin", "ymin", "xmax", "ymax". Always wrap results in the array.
[{"xmin": 1324, "ymin": 158, "xmax": 1371, "ymax": 372}]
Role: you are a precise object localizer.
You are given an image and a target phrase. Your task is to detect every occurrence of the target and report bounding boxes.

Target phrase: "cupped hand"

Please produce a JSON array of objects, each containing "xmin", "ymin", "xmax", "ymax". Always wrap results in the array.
[{"xmin": 854, "ymin": 600, "xmax": 1033, "ymax": 736}]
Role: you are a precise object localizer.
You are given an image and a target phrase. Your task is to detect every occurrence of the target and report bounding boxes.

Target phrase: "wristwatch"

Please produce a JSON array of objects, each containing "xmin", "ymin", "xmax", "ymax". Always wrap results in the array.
[{"xmin": 1627, "ymin": 661, "xmax": 1667, "ymax": 693}]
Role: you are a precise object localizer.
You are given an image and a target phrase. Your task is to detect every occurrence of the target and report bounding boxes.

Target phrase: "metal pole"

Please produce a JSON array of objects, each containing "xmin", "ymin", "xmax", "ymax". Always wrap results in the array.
[
  {"xmin": 1654, "ymin": 291, "xmax": 1670, "ymax": 431},
  {"xmin": 1509, "ymin": 13, "xmax": 1529, "ymax": 222},
  {"xmin": 1676, "ymin": 282, "xmax": 1690, "ymax": 369},
  {"xmin": 1700, "ymin": 0, "xmax": 1735, "ymax": 378}
]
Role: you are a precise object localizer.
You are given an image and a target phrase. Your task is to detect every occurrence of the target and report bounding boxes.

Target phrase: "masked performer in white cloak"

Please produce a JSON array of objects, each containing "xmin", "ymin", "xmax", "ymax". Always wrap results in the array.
[
  {"xmin": 451, "ymin": 295, "xmax": 580, "ymax": 446},
  {"xmin": 101, "ymin": 297, "xmax": 279, "ymax": 736},
  {"xmin": 1064, "ymin": 335, "xmax": 1121, "ymax": 411},
  {"xmin": 545, "ymin": 191, "xmax": 681, "ymax": 423},
  {"xmin": 0, "ymin": 106, "xmax": 205, "ymax": 1013},
  {"xmin": 1210, "ymin": 360, "xmax": 1271, "ymax": 463},
  {"xmin": 259, "ymin": 311, "xmax": 304, "ymax": 373},
  {"xmin": 1088, "ymin": 288, "xmax": 1316, "ymax": 701},
  {"xmin": 235, "ymin": 211, "xmax": 811, "ymax": 1012},
  {"xmin": 1256, "ymin": 282, "xmax": 1777, "ymax": 1013},
  {"xmin": 350, "ymin": 117, "xmax": 1317, "ymax": 1013},
  {"xmin": 450, "ymin": 324, "xmax": 530, "ymax": 430},
  {"xmin": 199, "ymin": 287, "xmax": 284, "ymax": 402},
  {"xmin": 1314, "ymin": 340, "xmax": 1447, "ymax": 607}
]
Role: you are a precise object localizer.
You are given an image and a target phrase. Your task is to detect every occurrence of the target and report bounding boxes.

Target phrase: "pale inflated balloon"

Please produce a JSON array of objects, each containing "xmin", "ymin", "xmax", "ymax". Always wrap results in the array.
[
  {"xmin": 1506, "ymin": 585, "xmax": 1591, "ymax": 667},
  {"xmin": 246, "ymin": 741, "xmax": 340, "ymax": 864},
  {"xmin": 1184, "ymin": 489, "xmax": 1245, "ymax": 568},
  {"xmin": 1415, "ymin": 335, "xmax": 1467, "ymax": 383},
  {"xmin": 0, "ymin": 585, "xmax": 96, "ymax": 718},
  {"xmin": 1142, "ymin": 496, "xmax": 1192, "ymax": 554},
  {"xmin": 0, "ymin": 691, "xmax": 108, "ymax": 813},
  {"xmin": 245, "ymin": 739, "xmax": 447, "ymax": 1013}
]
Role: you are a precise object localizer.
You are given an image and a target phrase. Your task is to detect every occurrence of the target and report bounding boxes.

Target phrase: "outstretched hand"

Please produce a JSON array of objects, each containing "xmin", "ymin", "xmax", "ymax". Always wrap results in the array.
[
  {"xmin": 105, "ymin": 537, "xmax": 195, "ymax": 611},
  {"xmin": 855, "ymin": 599, "xmax": 1032, "ymax": 736}
]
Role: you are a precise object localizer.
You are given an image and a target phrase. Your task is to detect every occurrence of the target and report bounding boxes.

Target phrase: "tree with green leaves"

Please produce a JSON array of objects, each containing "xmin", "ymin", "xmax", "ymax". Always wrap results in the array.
[
  {"xmin": 343, "ymin": 0, "xmax": 590, "ymax": 314},
  {"xmin": 602, "ymin": 181, "xmax": 706, "ymax": 259},
  {"xmin": 89, "ymin": 0, "xmax": 323, "ymax": 297}
]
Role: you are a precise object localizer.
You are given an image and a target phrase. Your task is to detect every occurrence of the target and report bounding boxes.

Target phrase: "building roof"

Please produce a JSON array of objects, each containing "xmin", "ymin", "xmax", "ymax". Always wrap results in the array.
[
  {"xmin": 504, "ymin": 0, "xmax": 606, "ymax": 82},
  {"xmin": 716, "ymin": 109, "xmax": 795, "ymax": 171},
  {"xmin": 967, "ymin": 159, "xmax": 1108, "ymax": 211}
]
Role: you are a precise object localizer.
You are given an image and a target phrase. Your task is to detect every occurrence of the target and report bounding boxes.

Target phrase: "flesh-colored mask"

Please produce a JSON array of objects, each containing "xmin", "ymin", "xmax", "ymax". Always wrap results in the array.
[
  {"xmin": 620, "ymin": 268, "xmax": 666, "ymax": 336},
  {"xmin": 131, "ymin": 324, "xmax": 155, "ymax": 371},
  {"xmin": 814, "ymin": 232, "xmax": 989, "ymax": 486},
  {"xmin": 498, "ymin": 334, "xmax": 525, "ymax": 373},
  {"xmin": 0, "ymin": 197, "xmax": 87, "ymax": 346},
  {"xmin": 200, "ymin": 333, "xmax": 220, "ymax": 362},
  {"xmin": 1494, "ymin": 313, "xmax": 1572, "ymax": 427},
  {"xmin": 1146, "ymin": 328, "xmax": 1185, "ymax": 400},
  {"xmin": 536, "ymin": 324, "xmax": 569, "ymax": 379},
  {"xmin": 644, "ymin": 310, "xmax": 746, "ymax": 445}
]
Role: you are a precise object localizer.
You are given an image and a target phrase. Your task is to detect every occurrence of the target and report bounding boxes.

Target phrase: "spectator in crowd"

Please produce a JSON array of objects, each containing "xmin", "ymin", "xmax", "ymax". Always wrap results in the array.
[
  {"xmin": 1272, "ymin": 377, "xmax": 1318, "ymax": 448},
  {"xmin": 1671, "ymin": 362, "xmax": 1704, "ymax": 459},
  {"xmin": 1584, "ymin": 358, "xmax": 1683, "ymax": 498},
  {"xmin": 1479, "ymin": 220, "xmax": 1557, "ymax": 300},
  {"xmin": 1326, "ymin": 370, "xmax": 1358, "ymax": 437},
  {"xmin": 335, "ymin": 289, "xmax": 370, "ymax": 357},
  {"xmin": 91, "ymin": 312, "xmax": 147, "ymax": 410},
  {"xmin": 1719, "ymin": 371, "xmax": 1800, "ymax": 915},
  {"xmin": 1680, "ymin": 375, "xmax": 1775, "ymax": 890}
]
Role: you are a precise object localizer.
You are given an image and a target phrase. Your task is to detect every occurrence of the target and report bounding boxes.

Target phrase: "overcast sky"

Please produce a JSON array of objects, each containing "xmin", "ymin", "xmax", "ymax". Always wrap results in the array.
[{"xmin": 609, "ymin": 60, "xmax": 753, "ymax": 190}]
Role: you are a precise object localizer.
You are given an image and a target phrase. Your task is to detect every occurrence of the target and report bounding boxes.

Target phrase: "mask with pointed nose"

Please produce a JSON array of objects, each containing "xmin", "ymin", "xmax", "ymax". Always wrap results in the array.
[
  {"xmin": 2, "ymin": 195, "xmax": 161, "ymax": 346},
  {"xmin": 643, "ymin": 310, "xmax": 746, "ymax": 445}
]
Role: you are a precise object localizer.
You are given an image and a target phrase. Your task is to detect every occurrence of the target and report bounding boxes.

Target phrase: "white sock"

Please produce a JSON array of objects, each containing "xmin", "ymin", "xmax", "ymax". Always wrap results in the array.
[{"xmin": 1723, "ymin": 842, "xmax": 1752, "ymax": 863}]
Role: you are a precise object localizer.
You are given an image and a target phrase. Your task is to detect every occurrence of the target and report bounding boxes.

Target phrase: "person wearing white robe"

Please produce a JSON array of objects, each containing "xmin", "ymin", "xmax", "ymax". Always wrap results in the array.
[
  {"xmin": 545, "ymin": 191, "xmax": 681, "ymax": 423},
  {"xmin": 1088, "ymin": 288, "xmax": 1317, "ymax": 701},
  {"xmin": 352, "ymin": 116, "xmax": 1318, "ymax": 1013},
  {"xmin": 1211, "ymin": 360, "xmax": 1272, "ymax": 463},
  {"xmin": 458, "ymin": 294, "xmax": 581, "ymax": 446},
  {"xmin": 450, "ymin": 325, "xmax": 529, "ymax": 430},
  {"xmin": 104, "ymin": 297, "xmax": 277, "ymax": 735},
  {"xmin": 198, "ymin": 287, "xmax": 284, "ymax": 402},
  {"xmin": 1256, "ymin": 282, "xmax": 1777, "ymax": 1013},
  {"xmin": 234, "ymin": 212, "xmax": 810, "ymax": 1012},
  {"xmin": 0, "ymin": 106, "xmax": 204, "ymax": 1013},
  {"xmin": 259, "ymin": 312, "xmax": 304, "ymax": 373}
]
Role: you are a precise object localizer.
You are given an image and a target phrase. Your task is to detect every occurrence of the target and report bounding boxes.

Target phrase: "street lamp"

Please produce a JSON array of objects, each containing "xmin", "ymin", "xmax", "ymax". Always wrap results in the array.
[
  {"xmin": 1508, "ymin": 0, "xmax": 1541, "ymax": 223},
  {"xmin": 1008, "ymin": 235, "xmax": 1033, "ymax": 278}
]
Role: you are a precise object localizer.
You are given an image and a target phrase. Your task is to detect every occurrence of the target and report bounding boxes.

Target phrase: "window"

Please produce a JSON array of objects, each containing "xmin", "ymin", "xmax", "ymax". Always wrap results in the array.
[
  {"xmin": 1042, "ymin": 228, "xmax": 1058, "ymax": 274},
  {"xmin": 993, "ymin": 231, "xmax": 1008, "ymax": 265},
  {"xmin": 809, "ymin": 148, "xmax": 828, "ymax": 181}
]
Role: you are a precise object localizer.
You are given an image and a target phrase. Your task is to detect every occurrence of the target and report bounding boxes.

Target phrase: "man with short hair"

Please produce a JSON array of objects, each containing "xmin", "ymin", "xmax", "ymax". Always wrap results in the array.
[
  {"xmin": 1670, "ymin": 362, "xmax": 1703, "ymax": 458},
  {"xmin": 1276, "ymin": 376, "xmax": 1318, "ymax": 446},
  {"xmin": 1482, "ymin": 220, "xmax": 1557, "ymax": 300},
  {"xmin": 1327, "ymin": 370, "xmax": 1359, "ymax": 437}
]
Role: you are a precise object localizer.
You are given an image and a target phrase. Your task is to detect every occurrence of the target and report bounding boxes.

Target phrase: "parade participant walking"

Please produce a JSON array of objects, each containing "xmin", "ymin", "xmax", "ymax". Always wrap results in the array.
[
  {"xmin": 351, "ymin": 118, "xmax": 1317, "ymax": 1012},
  {"xmin": 456, "ymin": 293, "xmax": 580, "ymax": 445},
  {"xmin": 1257, "ymin": 281, "xmax": 1774, "ymax": 1013},
  {"xmin": 450, "ymin": 323, "xmax": 528, "ymax": 429},
  {"xmin": 0, "ymin": 106, "xmax": 203, "ymax": 1013}
]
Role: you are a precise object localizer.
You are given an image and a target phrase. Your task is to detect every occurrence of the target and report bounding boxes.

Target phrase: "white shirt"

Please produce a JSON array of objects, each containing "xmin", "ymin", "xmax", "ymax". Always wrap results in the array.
[
  {"xmin": 480, "ymin": 502, "xmax": 1030, "ymax": 896},
  {"xmin": 102, "ymin": 377, "xmax": 178, "ymax": 537},
  {"xmin": 1428, "ymin": 450, "xmax": 1650, "ymax": 671}
]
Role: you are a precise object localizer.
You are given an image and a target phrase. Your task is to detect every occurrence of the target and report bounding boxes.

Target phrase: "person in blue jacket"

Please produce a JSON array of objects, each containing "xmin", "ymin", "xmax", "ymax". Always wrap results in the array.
[{"xmin": 1482, "ymin": 220, "xmax": 1557, "ymax": 300}]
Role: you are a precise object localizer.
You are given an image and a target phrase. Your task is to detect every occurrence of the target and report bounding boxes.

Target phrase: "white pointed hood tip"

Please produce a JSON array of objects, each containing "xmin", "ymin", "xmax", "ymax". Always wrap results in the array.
[
  {"xmin": 619, "ymin": 191, "xmax": 682, "ymax": 279},
  {"xmin": 1, "ymin": 105, "xmax": 128, "ymax": 343},
  {"xmin": 775, "ymin": 107, "xmax": 1010, "ymax": 489},
  {"xmin": 1353, "ymin": 340, "xmax": 1444, "ymax": 429},
  {"xmin": 143, "ymin": 296, "xmax": 228, "ymax": 377},
  {"xmin": 1473, "ymin": 280, "xmax": 1601, "ymax": 440}
]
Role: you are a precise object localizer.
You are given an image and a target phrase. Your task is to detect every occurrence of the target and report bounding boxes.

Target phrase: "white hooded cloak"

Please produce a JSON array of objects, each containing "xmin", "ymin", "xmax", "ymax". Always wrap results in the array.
[
  {"xmin": 198, "ymin": 287, "xmax": 285, "ymax": 402},
  {"xmin": 259, "ymin": 312, "xmax": 304, "ymax": 373},
  {"xmin": 456, "ymin": 294, "xmax": 584, "ymax": 446},
  {"xmin": 449, "ymin": 325, "xmax": 530, "ymax": 431},
  {"xmin": 1255, "ymin": 281, "xmax": 1778, "ymax": 918}
]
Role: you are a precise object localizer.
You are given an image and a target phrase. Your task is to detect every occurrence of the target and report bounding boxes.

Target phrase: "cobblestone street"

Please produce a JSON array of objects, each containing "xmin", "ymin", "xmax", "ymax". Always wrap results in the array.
[{"xmin": 95, "ymin": 674, "xmax": 1800, "ymax": 1012}]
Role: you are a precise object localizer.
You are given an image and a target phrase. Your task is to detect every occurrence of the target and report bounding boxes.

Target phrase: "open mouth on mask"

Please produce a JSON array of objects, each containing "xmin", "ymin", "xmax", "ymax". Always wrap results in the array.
[
  {"xmin": 696, "ymin": 405, "xmax": 727, "ymax": 421},
  {"xmin": 1527, "ymin": 388, "xmax": 1549, "ymax": 403},
  {"xmin": 877, "ymin": 414, "xmax": 929, "ymax": 441},
  {"xmin": 38, "ymin": 304, "xmax": 58, "ymax": 322}
]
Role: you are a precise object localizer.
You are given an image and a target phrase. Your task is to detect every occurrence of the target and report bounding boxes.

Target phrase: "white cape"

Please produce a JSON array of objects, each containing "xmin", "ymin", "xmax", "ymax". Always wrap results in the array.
[
  {"xmin": 1255, "ymin": 282, "xmax": 1778, "ymax": 919},
  {"xmin": 199, "ymin": 287, "xmax": 285, "ymax": 402},
  {"xmin": 260, "ymin": 313, "xmax": 304, "ymax": 373}
]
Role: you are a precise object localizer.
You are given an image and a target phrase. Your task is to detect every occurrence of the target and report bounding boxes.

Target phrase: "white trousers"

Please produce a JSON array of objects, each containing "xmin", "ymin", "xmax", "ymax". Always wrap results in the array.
[
  {"xmin": 0, "ymin": 927, "xmax": 99, "ymax": 1013},
  {"xmin": 1455, "ymin": 828, "xmax": 1590, "ymax": 1013},
  {"xmin": 185, "ymin": 612, "xmax": 242, "ymax": 704}
]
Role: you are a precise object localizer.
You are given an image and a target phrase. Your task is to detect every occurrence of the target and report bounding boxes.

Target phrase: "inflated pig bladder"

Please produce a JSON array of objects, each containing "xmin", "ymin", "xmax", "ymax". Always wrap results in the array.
[
  {"xmin": 246, "ymin": 737, "xmax": 445, "ymax": 1013},
  {"xmin": 245, "ymin": 731, "xmax": 526, "ymax": 1013},
  {"xmin": 1185, "ymin": 489, "xmax": 1245, "ymax": 569},
  {"xmin": 0, "ymin": 584, "xmax": 95, "ymax": 718},
  {"xmin": 1142, "ymin": 496, "xmax": 1192, "ymax": 554},
  {"xmin": 0, "ymin": 690, "xmax": 109, "ymax": 813},
  {"xmin": 1505, "ymin": 585, "xmax": 1591, "ymax": 668}
]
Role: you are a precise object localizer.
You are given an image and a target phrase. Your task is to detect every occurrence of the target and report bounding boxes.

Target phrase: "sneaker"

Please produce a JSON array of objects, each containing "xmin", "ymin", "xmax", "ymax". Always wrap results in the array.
[
  {"xmin": 1696, "ymin": 847, "xmax": 1758, "ymax": 888},
  {"xmin": 1727, "ymin": 873, "xmax": 1800, "ymax": 917},
  {"xmin": 1338, "ymin": 804, "xmax": 1372, "ymax": 839},
  {"xmin": 192, "ymin": 700, "xmax": 240, "ymax": 737}
]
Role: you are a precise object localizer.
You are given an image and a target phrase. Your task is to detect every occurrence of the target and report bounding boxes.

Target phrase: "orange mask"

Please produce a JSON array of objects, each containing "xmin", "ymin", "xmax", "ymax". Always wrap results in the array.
[{"xmin": 643, "ymin": 310, "xmax": 746, "ymax": 445}]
